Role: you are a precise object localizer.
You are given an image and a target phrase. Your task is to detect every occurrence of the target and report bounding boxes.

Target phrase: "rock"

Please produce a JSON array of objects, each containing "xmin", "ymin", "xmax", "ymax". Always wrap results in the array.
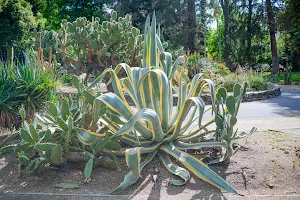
[{"xmin": 268, "ymin": 182, "xmax": 274, "ymax": 189}]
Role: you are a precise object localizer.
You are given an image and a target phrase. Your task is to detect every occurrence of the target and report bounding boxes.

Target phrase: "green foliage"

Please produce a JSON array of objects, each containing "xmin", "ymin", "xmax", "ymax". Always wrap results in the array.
[
  {"xmin": 116, "ymin": 0, "xmax": 188, "ymax": 49},
  {"xmin": 187, "ymin": 52, "xmax": 201, "ymax": 76},
  {"xmin": 0, "ymin": 59, "xmax": 57, "ymax": 128},
  {"xmin": 207, "ymin": 28, "xmax": 225, "ymax": 62},
  {"xmin": 219, "ymin": 72, "xmax": 268, "ymax": 92},
  {"xmin": 279, "ymin": 72, "xmax": 300, "ymax": 83},
  {"xmin": 248, "ymin": 76, "xmax": 268, "ymax": 91},
  {"xmin": 1, "ymin": 72, "xmax": 120, "ymax": 173},
  {"xmin": 56, "ymin": 0, "xmax": 114, "ymax": 30},
  {"xmin": 263, "ymin": 72, "xmax": 278, "ymax": 83},
  {"xmin": 84, "ymin": 156, "xmax": 94, "ymax": 179},
  {"xmin": 192, "ymin": 63, "xmax": 269, "ymax": 92},
  {"xmin": 16, "ymin": 120, "xmax": 63, "ymax": 171},
  {"xmin": 38, "ymin": 11, "xmax": 143, "ymax": 80},
  {"xmin": 278, "ymin": 0, "xmax": 300, "ymax": 54},
  {"xmin": 0, "ymin": 0, "xmax": 44, "ymax": 49}
]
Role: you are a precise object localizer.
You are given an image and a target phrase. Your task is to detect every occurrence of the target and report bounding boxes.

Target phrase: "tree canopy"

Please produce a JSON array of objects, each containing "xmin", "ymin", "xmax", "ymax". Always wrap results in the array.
[
  {"xmin": 0, "ymin": 0, "xmax": 299, "ymax": 71},
  {"xmin": 0, "ymin": 0, "xmax": 43, "ymax": 49}
]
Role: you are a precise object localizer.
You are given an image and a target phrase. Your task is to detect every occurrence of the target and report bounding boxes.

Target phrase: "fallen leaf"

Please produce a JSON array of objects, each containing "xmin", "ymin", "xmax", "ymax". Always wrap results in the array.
[
  {"xmin": 55, "ymin": 183, "xmax": 79, "ymax": 189},
  {"xmin": 19, "ymin": 182, "xmax": 27, "ymax": 187}
]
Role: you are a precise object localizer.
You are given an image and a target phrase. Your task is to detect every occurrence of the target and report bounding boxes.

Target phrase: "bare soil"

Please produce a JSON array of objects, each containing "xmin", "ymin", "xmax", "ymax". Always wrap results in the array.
[
  {"xmin": 0, "ymin": 130, "xmax": 300, "ymax": 200},
  {"xmin": 58, "ymin": 83, "xmax": 108, "ymax": 95}
]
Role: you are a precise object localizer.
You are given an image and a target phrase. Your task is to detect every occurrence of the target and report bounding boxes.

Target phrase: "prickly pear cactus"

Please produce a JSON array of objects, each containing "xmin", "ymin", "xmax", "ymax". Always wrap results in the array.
[
  {"xmin": 37, "ymin": 30, "xmax": 62, "ymax": 56},
  {"xmin": 215, "ymin": 82, "xmax": 256, "ymax": 159},
  {"xmin": 38, "ymin": 10, "xmax": 143, "ymax": 79}
]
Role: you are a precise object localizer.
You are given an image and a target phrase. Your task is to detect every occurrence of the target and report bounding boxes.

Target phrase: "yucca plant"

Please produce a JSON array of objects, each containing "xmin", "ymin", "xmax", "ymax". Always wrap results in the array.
[{"xmin": 77, "ymin": 13, "xmax": 240, "ymax": 194}]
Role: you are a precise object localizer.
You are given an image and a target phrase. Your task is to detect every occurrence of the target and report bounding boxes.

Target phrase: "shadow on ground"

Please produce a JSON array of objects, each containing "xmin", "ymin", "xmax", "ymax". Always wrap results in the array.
[{"xmin": 0, "ymin": 152, "xmax": 238, "ymax": 200}]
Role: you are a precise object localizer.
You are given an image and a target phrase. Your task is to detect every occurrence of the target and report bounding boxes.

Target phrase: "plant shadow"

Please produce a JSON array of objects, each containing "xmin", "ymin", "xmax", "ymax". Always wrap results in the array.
[{"xmin": 164, "ymin": 161, "xmax": 245, "ymax": 200}]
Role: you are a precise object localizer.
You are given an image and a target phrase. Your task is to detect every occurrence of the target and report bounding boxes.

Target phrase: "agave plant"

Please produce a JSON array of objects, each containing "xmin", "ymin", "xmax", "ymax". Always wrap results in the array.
[{"xmin": 76, "ymin": 13, "xmax": 239, "ymax": 194}]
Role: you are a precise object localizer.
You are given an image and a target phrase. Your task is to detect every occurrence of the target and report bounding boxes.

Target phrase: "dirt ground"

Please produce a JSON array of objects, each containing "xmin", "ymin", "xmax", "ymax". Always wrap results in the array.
[{"xmin": 0, "ymin": 130, "xmax": 300, "ymax": 200}]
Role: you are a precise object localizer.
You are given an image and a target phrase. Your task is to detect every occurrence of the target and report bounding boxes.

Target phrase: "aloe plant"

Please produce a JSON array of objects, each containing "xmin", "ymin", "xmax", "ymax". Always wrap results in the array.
[
  {"xmin": 77, "ymin": 13, "xmax": 239, "ymax": 195},
  {"xmin": 0, "ymin": 58, "xmax": 57, "ymax": 128}
]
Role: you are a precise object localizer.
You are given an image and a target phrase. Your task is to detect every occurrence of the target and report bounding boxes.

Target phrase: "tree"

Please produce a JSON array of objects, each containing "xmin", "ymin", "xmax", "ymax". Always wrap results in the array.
[
  {"xmin": 220, "ymin": 0, "xmax": 234, "ymax": 71},
  {"xmin": 187, "ymin": 0, "xmax": 196, "ymax": 53},
  {"xmin": 266, "ymin": 0, "xmax": 279, "ymax": 74},
  {"xmin": 0, "ymin": 0, "xmax": 42, "ymax": 66},
  {"xmin": 197, "ymin": 0, "xmax": 207, "ymax": 56},
  {"xmin": 27, "ymin": 0, "xmax": 60, "ymax": 30},
  {"xmin": 115, "ymin": 0, "xmax": 189, "ymax": 51},
  {"xmin": 278, "ymin": 0, "xmax": 300, "ymax": 71},
  {"xmin": 218, "ymin": 0, "xmax": 271, "ymax": 67},
  {"xmin": 207, "ymin": 27, "xmax": 225, "ymax": 61},
  {"xmin": 247, "ymin": 0, "xmax": 253, "ymax": 69},
  {"xmin": 57, "ymin": 0, "xmax": 114, "ymax": 27}
]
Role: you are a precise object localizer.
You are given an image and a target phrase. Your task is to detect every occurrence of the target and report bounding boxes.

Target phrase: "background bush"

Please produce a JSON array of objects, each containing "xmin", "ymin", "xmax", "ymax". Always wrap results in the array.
[{"xmin": 186, "ymin": 58, "xmax": 269, "ymax": 92}]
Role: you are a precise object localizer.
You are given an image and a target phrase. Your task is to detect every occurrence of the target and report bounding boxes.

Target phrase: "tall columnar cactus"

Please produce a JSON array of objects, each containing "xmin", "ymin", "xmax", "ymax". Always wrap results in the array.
[{"xmin": 38, "ymin": 11, "xmax": 143, "ymax": 81}]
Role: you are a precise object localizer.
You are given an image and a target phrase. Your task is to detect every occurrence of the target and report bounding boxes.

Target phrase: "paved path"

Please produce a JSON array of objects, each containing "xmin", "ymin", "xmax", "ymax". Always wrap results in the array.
[
  {"xmin": 237, "ymin": 87, "xmax": 300, "ymax": 119},
  {"xmin": 202, "ymin": 86, "xmax": 300, "ymax": 135},
  {"xmin": 132, "ymin": 86, "xmax": 300, "ymax": 133},
  {"xmin": 222, "ymin": 86, "xmax": 300, "ymax": 136}
]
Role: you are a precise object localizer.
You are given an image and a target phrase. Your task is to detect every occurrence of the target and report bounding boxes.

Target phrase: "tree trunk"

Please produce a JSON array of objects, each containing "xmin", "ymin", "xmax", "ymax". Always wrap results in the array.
[
  {"xmin": 119, "ymin": 0, "xmax": 129, "ymax": 16},
  {"xmin": 266, "ymin": 0, "xmax": 279, "ymax": 75},
  {"xmin": 247, "ymin": 0, "xmax": 253, "ymax": 70},
  {"xmin": 200, "ymin": 0, "xmax": 207, "ymax": 57},
  {"xmin": 187, "ymin": 0, "xmax": 196, "ymax": 53},
  {"xmin": 7, "ymin": 45, "xmax": 14, "ymax": 68},
  {"xmin": 221, "ymin": 0, "xmax": 234, "ymax": 71},
  {"xmin": 216, "ymin": 15, "xmax": 222, "ymax": 63}
]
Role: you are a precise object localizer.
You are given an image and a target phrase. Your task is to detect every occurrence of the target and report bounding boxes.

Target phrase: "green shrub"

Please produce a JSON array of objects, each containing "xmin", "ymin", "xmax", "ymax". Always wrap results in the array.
[
  {"xmin": 209, "ymin": 67, "xmax": 268, "ymax": 92},
  {"xmin": 61, "ymin": 73, "xmax": 73, "ymax": 85},
  {"xmin": 187, "ymin": 56, "xmax": 230, "ymax": 79},
  {"xmin": 0, "ymin": 60, "xmax": 57, "ymax": 128},
  {"xmin": 219, "ymin": 74, "xmax": 240, "ymax": 92},
  {"xmin": 248, "ymin": 75, "xmax": 268, "ymax": 91}
]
